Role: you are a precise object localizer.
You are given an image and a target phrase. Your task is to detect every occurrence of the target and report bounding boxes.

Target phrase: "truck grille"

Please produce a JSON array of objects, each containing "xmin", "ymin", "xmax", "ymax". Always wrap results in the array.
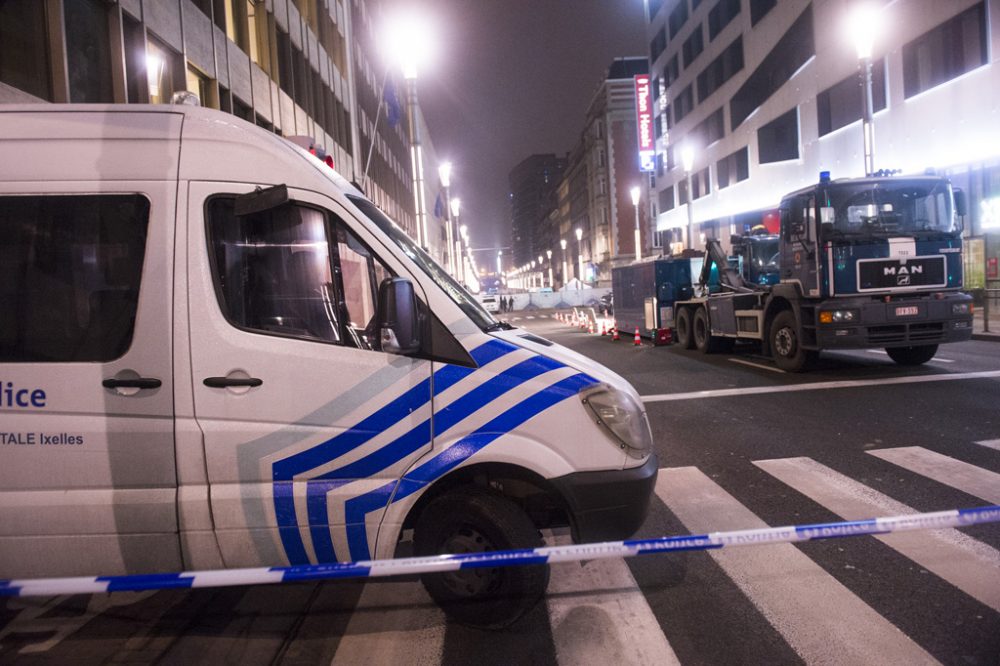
[{"xmin": 867, "ymin": 322, "xmax": 945, "ymax": 344}]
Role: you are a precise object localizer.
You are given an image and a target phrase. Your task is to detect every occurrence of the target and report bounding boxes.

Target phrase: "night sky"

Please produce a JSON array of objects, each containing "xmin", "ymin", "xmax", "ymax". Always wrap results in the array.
[{"xmin": 411, "ymin": 1, "xmax": 647, "ymax": 256}]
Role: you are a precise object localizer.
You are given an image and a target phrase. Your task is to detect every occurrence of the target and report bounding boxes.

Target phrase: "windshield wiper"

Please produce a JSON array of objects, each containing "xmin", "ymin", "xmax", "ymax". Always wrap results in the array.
[{"xmin": 484, "ymin": 321, "xmax": 514, "ymax": 332}]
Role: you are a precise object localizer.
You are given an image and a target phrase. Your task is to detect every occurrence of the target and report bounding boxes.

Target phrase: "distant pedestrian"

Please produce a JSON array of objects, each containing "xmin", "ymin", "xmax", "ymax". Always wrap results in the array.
[{"xmin": 507, "ymin": 296, "xmax": 513, "ymax": 312}]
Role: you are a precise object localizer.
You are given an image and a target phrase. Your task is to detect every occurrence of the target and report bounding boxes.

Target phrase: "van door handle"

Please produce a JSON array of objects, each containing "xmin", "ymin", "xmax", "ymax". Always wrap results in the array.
[
  {"xmin": 102, "ymin": 377, "xmax": 162, "ymax": 389},
  {"xmin": 203, "ymin": 377, "xmax": 263, "ymax": 388}
]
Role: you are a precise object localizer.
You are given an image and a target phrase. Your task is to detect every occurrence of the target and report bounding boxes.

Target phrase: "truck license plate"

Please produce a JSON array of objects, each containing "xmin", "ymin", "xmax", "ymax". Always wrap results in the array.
[{"xmin": 895, "ymin": 306, "xmax": 919, "ymax": 316}]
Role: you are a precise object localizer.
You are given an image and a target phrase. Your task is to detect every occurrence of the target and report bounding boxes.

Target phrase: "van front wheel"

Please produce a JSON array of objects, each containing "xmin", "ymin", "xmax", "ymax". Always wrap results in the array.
[{"xmin": 414, "ymin": 487, "xmax": 548, "ymax": 629}]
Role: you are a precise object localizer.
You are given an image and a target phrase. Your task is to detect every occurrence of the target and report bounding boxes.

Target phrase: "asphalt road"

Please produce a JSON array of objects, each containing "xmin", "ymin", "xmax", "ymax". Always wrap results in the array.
[{"xmin": 2, "ymin": 310, "xmax": 999, "ymax": 665}]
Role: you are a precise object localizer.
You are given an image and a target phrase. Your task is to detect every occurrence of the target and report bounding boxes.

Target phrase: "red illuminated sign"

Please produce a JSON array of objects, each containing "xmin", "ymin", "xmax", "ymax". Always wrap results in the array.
[{"xmin": 634, "ymin": 74, "xmax": 655, "ymax": 172}]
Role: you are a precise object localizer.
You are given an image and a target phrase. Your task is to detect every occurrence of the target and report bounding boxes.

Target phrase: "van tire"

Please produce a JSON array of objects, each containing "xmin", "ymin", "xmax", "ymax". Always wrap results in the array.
[
  {"xmin": 414, "ymin": 486, "xmax": 548, "ymax": 629},
  {"xmin": 886, "ymin": 344, "xmax": 938, "ymax": 366},
  {"xmin": 676, "ymin": 308, "xmax": 695, "ymax": 349}
]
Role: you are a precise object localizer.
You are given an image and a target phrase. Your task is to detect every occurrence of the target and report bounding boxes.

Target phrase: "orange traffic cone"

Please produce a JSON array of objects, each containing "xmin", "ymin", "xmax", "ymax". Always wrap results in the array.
[
  {"xmin": 612, "ymin": 326, "xmax": 620, "ymax": 341},
  {"xmin": 600, "ymin": 321, "xmax": 607, "ymax": 336},
  {"xmin": 588, "ymin": 320, "xmax": 594, "ymax": 334},
  {"xmin": 633, "ymin": 327, "xmax": 642, "ymax": 346}
]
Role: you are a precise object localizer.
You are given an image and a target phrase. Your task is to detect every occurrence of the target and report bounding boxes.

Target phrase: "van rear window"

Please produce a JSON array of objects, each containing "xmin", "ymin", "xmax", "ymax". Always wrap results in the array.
[{"xmin": 0, "ymin": 195, "xmax": 149, "ymax": 363}]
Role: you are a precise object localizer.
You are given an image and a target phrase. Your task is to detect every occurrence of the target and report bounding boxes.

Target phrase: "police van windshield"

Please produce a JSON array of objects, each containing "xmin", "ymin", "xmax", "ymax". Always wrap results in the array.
[
  {"xmin": 346, "ymin": 196, "xmax": 500, "ymax": 331},
  {"xmin": 819, "ymin": 179, "xmax": 957, "ymax": 239}
]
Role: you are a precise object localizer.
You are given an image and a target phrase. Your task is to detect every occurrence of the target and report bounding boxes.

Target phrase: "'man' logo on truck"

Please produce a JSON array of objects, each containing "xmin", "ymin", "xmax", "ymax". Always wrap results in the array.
[{"xmin": 883, "ymin": 265, "xmax": 923, "ymax": 276}]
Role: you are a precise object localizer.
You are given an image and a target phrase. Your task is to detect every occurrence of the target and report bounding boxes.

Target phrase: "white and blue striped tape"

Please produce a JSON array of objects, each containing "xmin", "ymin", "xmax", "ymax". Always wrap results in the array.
[{"xmin": 2, "ymin": 505, "xmax": 997, "ymax": 598}]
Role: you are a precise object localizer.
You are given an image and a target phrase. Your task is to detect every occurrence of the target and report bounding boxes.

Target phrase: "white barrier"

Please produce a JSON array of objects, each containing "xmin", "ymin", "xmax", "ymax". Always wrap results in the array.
[{"xmin": 2, "ymin": 504, "xmax": 997, "ymax": 597}]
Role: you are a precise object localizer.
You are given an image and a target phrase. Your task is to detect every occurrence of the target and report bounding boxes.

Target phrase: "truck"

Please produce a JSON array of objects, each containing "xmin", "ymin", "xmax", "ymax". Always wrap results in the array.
[{"xmin": 672, "ymin": 172, "xmax": 974, "ymax": 371}]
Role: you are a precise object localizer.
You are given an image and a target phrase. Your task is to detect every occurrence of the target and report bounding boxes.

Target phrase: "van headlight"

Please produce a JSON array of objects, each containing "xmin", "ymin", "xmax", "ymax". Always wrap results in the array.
[{"xmin": 580, "ymin": 385, "xmax": 653, "ymax": 459}]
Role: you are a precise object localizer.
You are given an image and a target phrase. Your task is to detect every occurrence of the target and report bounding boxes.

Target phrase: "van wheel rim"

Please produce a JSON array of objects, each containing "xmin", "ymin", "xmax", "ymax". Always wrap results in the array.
[{"xmin": 439, "ymin": 527, "xmax": 501, "ymax": 597}]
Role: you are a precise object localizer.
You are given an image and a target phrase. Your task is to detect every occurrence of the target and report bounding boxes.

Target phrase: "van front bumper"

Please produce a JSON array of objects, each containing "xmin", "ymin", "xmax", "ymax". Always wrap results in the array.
[{"xmin": 549, "ymin": 454, "xmax": 658, "ymax": 543}]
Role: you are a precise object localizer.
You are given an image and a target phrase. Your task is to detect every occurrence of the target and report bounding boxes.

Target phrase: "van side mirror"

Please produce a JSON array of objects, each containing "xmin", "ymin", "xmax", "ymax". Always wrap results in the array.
[
  {"xmin": 954, "ymin": 189, "xmax": 968, "ymax": 217},
  {"xmin": 377, "ymin": 277, "xmax": 421, "ymax": 355}
]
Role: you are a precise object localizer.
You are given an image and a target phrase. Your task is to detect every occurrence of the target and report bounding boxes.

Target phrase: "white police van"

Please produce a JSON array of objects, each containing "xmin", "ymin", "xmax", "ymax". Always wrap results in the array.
[{"xmin": 0, "ymin": 105, "xmax": 656, "ymax": 627}]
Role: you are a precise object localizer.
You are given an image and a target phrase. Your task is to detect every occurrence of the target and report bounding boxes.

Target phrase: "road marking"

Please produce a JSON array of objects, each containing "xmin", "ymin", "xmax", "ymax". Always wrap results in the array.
[
  {"xmin": 728, "ymin": 358, "xmax": 786, "ymax": 374},
  {"xmin": 974, "ymin": 439, "xmax": 1000, "ymax": 452},
  {"xmin": 868, "ymin": 447, "xmax": 1000, "ymax": 504},
  {"xmin": 754, "ymin": 457, "xmax": 1000, "ymax": 612},
  {"xmin": 865, "ymin": 349, "xmax": 954, "ymax": 363},
  {"xmin": 331, "ymin": 581, "xmax": 443, "ymax": 664},
  {"xmin": 546, "ymin": 533, "xmax": 680, "ymax": 666},
  {"xmin": 655, "ymin": 467, "xmax": 936, "ymax": 665},
  {"xmin": 640, "ymin": 369, "xmax": 1000, "ymax": 403},
  {"xmin": 526, "ymin": 315, "xmax": 536, "ymax": 319}
]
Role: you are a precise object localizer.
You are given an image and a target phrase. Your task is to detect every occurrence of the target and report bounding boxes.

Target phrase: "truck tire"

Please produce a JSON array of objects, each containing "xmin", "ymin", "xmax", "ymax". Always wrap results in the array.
[
  {"xmin": 676, "ymin": 308, "xmax": 695, "ymax": 349},
  {"xmin": 693, "ymin": 307, "xmax": 731, "ymax": 354},
  {"xmin": 770, "ymin": 310, "xmax": 817, "ymax": 372},
  {"xmin": 414, "ymin": 486, "xmax": 548, "ymax": 629},
  {"xmin": 886, "ymin": 344, "xmax": 938, "ymax": 366}
]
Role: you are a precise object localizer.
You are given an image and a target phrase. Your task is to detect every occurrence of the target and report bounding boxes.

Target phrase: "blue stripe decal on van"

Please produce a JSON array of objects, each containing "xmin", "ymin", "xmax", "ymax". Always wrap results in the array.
[
  {"xmin": 97, "ymin": 573, "xmax": 194, "ymax": 592},
  {"xmin": 306, "ymin": 355, "xmax": 565, "ymax": 562},
  {"xmin": 343, "ymin": 372, "xmax": 599, "ymax": 560},
  {"xmin": 271, "ymin": 339, "xmax": 517, "ymax": 565}
]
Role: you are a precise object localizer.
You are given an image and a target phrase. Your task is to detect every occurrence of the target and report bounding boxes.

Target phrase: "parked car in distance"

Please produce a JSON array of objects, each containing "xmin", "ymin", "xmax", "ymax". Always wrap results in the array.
[{"xmin": 480, "ymin": 294, "xmax": 500, "ymax": 313}]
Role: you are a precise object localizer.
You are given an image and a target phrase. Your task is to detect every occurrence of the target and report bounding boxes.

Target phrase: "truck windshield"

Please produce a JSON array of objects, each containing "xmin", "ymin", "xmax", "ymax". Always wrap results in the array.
[
  {"xmin": 346, "ymin": 195, "xmax": 500, "ymax": 331},
  {"xmin": 819, "ymin": 179, "xmax": 956, "ymax": 239}
]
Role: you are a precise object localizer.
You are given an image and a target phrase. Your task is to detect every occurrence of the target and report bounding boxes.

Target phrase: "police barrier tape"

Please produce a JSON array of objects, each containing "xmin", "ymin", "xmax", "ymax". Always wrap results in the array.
[{"xmin": 2, "ymin": 505, "xmax": 998, "ymax": 598}]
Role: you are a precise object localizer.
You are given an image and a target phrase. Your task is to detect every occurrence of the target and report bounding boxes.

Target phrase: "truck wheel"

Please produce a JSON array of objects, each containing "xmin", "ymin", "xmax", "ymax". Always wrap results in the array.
[
  {"xmin": 414, "ymin": 486, "xmax": 548, "ymax": 629},
  {"xmin": 693, "ymin": 307, "xmax": 725, "ymax": 354},
  {"xmin": 676, "ymin": 308, "xmax": 695, "ymax": 349},
  {"xmin": 886, "ymin": 344, "xmax": 938, "ymax": 366},
  {"xmin": 770, "ymin": 310, "xmax": 817, "ymax": 372}
]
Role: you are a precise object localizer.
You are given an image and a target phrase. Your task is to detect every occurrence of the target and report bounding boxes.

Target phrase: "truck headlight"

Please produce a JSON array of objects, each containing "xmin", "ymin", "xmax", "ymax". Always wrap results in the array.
[
  {"xmin": 952, "ymin": 302, "xmax": 971, "ymax": 315},
  {"xmin": 580, "ymin": 385, "xmax": 653, "ymax": 459},
  {"xmin": 819, "ymin": 309, "xmax": 858, "ymax": 324}
]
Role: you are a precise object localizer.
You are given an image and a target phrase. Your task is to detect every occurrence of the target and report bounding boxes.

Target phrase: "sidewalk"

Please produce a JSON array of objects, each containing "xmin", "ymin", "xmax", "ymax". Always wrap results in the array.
[{"xmin": 972, "ymin": 309, "xmax": 1000, "ymax": 342}]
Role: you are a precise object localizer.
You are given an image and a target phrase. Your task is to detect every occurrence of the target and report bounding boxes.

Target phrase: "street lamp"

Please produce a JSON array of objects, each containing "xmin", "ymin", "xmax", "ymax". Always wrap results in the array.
[
  {"xmin": 560, "ymin": 238, "xmax": 568, "ymax": 289},
  {"xmin": 459, "ymin": 223, "xmax": 469, "ymax": 287},
  {"xmin": 575, "ymin": 227, "xmax": 584, "ymax": 285},
  {"xmin": 386, "ymin": 11, "xmax": 435, "ymax": 250},
  {"xmin": 538, "ymin": 255, "xmax": 544, "ymax": 289},
  {"xmin": 630, "ymin": 186, "xmax": 642, "ymax": 262},
  {"xmin": 450, "ymin": 196, "xmax": 462, "ymax": 281},
  {"xmin": 439, "ymin": 162, "xmax": 454, "ymax": 274},
  {"xmin": 497, "ymin": 250, "xmax": 503, "ymax": 282},
  {"xmin": 849, "ymin": 4, "xmax": 880, "ymax": 176},
  {"xmin": 546, "ymin": 249, "xmax": 553, "ymax": 288},
  {"xmin": 681, "ymin": 145, "xmax": 695, "ymax": 250}
]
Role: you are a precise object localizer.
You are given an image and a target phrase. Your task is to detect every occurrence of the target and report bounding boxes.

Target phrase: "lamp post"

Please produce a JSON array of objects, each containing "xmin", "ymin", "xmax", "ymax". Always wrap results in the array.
[
  {"xmin": 851, "ymin": 4, "xmax": 880, "ymax": 177},
  {"xmin": 460, "ymin": 224, "xmax": 469, "ymax": 287},
  {"xmin": 560, "ymin": 238, "xmax": 568, "ymax": 288},
  {"xmin": 537, "ymin": 255, "xmax": 544, "ymax": 289},
  {"xmin": 630, "ymin": 186, "xmax": 642, "ymax": 262},
  {"xmin": 546, "ymin": 249, "xmax": 553, "ymax": 288},
  {"xmin": 450, "ymin": 197, "xmax": 462, "ymax": 281},
  {"xmin": 439, "ymin": 163, "xmax": 454, "ymax": 274},
  {"xmin": 497, "ymin": 250, "xmax": 503, "ymax": 284},
  {"xmin": 530, "ymin": 260, "xmax": 537, "ymax": 289},
  {"xmin": 681, "ymin": 145, "xmax": 695, "ymax": 250},
  {"xmin": 575, "ymin": 227, "xmax": 584, "ymax": 285}
]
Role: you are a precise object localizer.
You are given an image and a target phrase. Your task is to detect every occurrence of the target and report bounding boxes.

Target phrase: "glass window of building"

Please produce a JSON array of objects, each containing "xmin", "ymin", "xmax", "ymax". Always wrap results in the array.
[
  {"xmin": 708, "ymin": 0, "xmax": 740, "ymax": 40},
  {"xmin": 674, "ymin": 84, "xmax": 694, "ymax": 124},
  {"xmin": 817, "ymin": 59, "xmax": 887, "ymax": 136},
  {"xmin": 902, "ymin": 2, "xmax": 987, "ymax": 99},
  {"xmin": 65, "ymin": 0, "xmax": 114, "ymax": 102},
  {"xmin": 146, "ymin": 39, "xmax": 176, "ymax": 105},
  {"xmin": 697, "ymin": 36, "xmax": 743, "ymax": 103},
  {"xmin": 682, "ymin": 25, "xmax": 704, "ymax": 69},
  {"xmin": 668, "ymin": 1, "xmax": 689, "ymax": 38},
  {"xmin": 716, "ymin": 147, "xmax": 749, "ymax": 189},
  {"xmin": 186, "ymin": 65, "xmax": 210, "ymax": 106},
  {"xmin": 750, "ymin": 0, "xmax": 776, "ymax": 26},
  {"xmin": 730, "ymin": 4, "xmax": 813, "ymax": 130},
  {"xmin": 0, "ymin": 1, "xmax": 51, "ymax": 101},
  {"xmin": 757, "ymin": 108, "xmax": 799, "ymax": 164}
]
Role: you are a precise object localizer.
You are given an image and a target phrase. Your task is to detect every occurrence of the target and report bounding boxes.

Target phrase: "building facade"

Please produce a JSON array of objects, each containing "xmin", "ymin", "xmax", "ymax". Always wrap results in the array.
[
  {"xmin": 0, "ymin": 0, "xmax": 421, "ymax": 249},
  {"xmin": 508, "ymin": 153, "xmax": 566, "ymax": 268},
  {"xmin": 645, "ymin": 0, "xmax": 1000, "ymax": 292}
]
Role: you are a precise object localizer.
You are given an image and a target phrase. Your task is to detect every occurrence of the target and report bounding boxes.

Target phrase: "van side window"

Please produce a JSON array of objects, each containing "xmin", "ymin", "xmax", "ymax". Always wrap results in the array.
[
  {"xmin": 0, "ymin": 195, "xmax": 149, "ymax": 362},
  {"xmin": 334, "ymin": 224, "xmax": 391, "ymax": 351},
  {"xmin": 207, "ymin": 198, "xmax": 392, "ymax": 351}
]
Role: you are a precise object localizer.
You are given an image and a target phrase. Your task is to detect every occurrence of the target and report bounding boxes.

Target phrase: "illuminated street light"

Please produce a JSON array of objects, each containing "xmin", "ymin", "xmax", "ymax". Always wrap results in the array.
[
  {"xmin": 438, "ymin": 162, "xmax": 455, "ymax": 274},
  {"xmin": 385, "ymin": 9, "xmax": 437, "ymax": 250},
  {"xmin": 575, "ymin": 227, "xmax": 584, "ymax": 285},
  {"xmin": 681, "ymin": 145, "xmax": 695, "ymax": 250},
  {"xmin": 560, "ymin": 238, "xmax": 568, "ymax": 289},
  {"xmin": 546, "ymin": 249, "xmax": 553, "ymax": 288},
  {"xmin": 848, "ymin": 4, "xmax": 881, "ymax": 176},
  {"xmin": 630, "ymin": 186, "xmax": 642, "ymax": 262}
]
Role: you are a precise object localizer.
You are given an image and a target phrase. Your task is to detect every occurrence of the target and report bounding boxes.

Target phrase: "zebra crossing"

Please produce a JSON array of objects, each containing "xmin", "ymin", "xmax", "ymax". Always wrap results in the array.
[{"xmin": 321, "ymin": 445, "xmax": 999, "ymax": 665}]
